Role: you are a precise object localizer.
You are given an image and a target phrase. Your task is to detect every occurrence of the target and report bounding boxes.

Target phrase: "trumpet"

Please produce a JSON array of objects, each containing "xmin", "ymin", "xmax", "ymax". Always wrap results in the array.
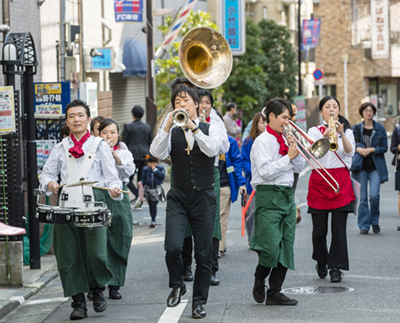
[
  {"xmin": 283, "ymin": 125, "xmax": 340, "ymax": 194},
  {"xmin": 328, "ymin": 114, "xmax": 338, "ymax": 151},
  {"xmin": 199, "ymin": 109, "xmax": 206, "ymax": 123},
  {"xmin": 172, "ymin": 110, "xmax": 189, "ymax": 127}
]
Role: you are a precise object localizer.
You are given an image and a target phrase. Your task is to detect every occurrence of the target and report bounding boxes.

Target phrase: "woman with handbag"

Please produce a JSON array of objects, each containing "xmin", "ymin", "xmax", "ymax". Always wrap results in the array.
[
  {"xmin": 352, "ymin": 102, "xmax": 388, "ymax": 234},
  {"xmin": 306, "ymin": 96, "xmax": 355, "ymax": 283},
  {"xmin": 140, "ymin": 156, "xmax": 165, "ymax": 228}
]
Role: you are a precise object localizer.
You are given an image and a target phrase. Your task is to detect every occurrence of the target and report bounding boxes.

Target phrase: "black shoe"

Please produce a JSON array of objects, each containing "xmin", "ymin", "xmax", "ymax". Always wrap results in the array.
[
  {"xmin": 316, "ymin": 262, "xmax": 327, "ymax": 279},
  {"xmin": 372, "ymin": 225, "xmax": 380, "ymax": 233},
  {"xmin": 183, "ymin": 266, "xmax": 194, "ymax": 282},
  {"xmin": 86, "ymin": 291, "xmax": 93, "ymax": 301},
  {"xmin": 70, "ymin": 301, "xmax": 87, "ymax": 320},
  {"xmin": 92, "ymin": 290, "xmax": 107, "ymax": 312},
  {"xmin": 360, "ymin": 229, "xmax": 368, "ymax": 234},
  {"xmin": 109, "ymin": 286, "xmax": 122, "ymax": 299},
  {"xmin": 167, "ymin": 284, "xmax": 186, "ymax": 307},
  {"xmin": 329, "ymin": 267, "xmax": 343, "ymax": 283},
  {"xmin": 210, "ymin": 273, "xmax": 220, "ymax": 286},
  {"xmin": 252, "ymin": 275, "xmax": 266, "ymax": 303},
  {"xmin": 266, "ymin": 293, "xmax": 298, "ymax": 306},
  {"xmin": 192, "ymin": 304, "xmax": 206, "ymax": 319}
]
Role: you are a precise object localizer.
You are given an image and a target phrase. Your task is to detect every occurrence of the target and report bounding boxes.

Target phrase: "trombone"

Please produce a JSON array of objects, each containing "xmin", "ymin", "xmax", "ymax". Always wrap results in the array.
[{"xmin": 283, "ymin": 124, "xmax": 340, "ymax": 194}]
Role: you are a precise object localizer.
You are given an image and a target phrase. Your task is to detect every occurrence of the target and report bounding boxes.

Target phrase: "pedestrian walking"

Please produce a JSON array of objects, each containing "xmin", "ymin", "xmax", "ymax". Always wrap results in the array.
[
  {"xmin": 351, "ymin": 102, "xmax": 388, "ymax": 234},
  {"xmin": 223, "ymin": 102, "xmax": 242, "ymax": 138}
]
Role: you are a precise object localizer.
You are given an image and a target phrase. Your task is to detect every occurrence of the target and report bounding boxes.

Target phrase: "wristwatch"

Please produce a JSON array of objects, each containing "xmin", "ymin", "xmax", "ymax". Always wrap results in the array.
[{"xmin": 191, "ymin": 126, "xmax": 200, "ymax": 133}]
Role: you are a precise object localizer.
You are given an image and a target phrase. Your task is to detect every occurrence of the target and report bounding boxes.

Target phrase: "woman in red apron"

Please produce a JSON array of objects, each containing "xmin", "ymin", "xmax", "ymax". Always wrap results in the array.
[{"xmin": 307, "ymin": 96, "xmax": 355, "ymax": 283}]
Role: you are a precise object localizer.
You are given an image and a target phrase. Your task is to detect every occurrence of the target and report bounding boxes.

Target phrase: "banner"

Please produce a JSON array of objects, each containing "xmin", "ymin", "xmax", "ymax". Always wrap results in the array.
[
  {"xmin": 301, "ymin": 19, "xmax": 321, "ymax": 51},
  {"xmin": 221, "ymin": 0, "xmax": 246, "ymax": 55},
  {"xmin": 371, "ymin": 0, "xmax": 389, "ymax": 60},
  {"xmin": 114, "ymin": 0, "xmax": 143, "ymax": 22}
]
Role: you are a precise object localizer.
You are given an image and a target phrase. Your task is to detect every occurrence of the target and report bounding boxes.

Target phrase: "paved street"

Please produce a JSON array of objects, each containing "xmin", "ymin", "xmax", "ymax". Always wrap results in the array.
[{"xmin": 2, "ymin": 158, "xmax": 400, "ymax": 322}]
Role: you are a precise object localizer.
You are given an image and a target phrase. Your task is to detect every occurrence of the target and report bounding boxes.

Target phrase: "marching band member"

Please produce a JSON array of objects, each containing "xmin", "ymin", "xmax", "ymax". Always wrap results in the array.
[
  {"xmin": 99, "ymin": 119, "xmax": 135, "ymax": 300},
  {"xmin": 251, "ymin": 98, "xmax": 304, "ymax": 306},
  {"xmin": 307, "ymin": 96, "xmax": 355, "ymax": 283},
  {"xmin": 90, "ymin": 116, "xmax": 106, "ymax": 137},
  {"xmin": 182, "ymin": 89, "xmax": 229, "ymax": 286},
  {"xmin": 150, "ymin": 86, "xmax": 225, "ymax": 319},
  {"xmin": 39, "ymin": 100, "xmax": 123, "ymax": 320}
]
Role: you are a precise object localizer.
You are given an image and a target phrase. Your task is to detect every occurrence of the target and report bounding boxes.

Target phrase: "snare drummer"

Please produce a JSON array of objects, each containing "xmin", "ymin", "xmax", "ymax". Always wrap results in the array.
[
  {"xmin": 99, "ymin": 118, "xmax": 135, "ymax": 300},
  {"xmin": 39, "ymin": 99, "xmax": 123, "ymax": 321}
]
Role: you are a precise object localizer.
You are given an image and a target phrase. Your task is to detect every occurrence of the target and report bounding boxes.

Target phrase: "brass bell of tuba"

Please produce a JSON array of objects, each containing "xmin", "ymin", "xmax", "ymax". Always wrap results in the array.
[{"xmin": 179, "ymin": 27, "xmax": 233, "ymax": 89}]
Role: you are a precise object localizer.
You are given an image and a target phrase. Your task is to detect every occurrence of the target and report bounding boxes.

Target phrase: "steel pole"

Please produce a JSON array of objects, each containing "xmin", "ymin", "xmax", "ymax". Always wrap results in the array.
[
  {"xmin": 60, "ymin": 0, "xmax": 66, "ymax": 81},
  {"xmin": 146, "ymin": 0, "xmax": 157, "ymax": 130},
  {"xmin": 298, "ymin": 0, "xmax": 302, "ymax": 95}
]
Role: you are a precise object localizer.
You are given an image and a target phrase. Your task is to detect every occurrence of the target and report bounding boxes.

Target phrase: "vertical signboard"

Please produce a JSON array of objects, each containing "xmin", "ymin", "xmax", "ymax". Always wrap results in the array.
[
  {"xmin": 301, "ymin": 19, "xmax": 321, "ymax": 50},
  {"xmin": 221, "ymin": 0, "xmax": 246, "ymax": 55},
  {"xmin": 114, "ymin": 0, "xmax": 143, "ymax": 22},
  {"xmin": 371, "ymin": 0, "xmax": 389, "ymax": 60},
  {"xmin": 34, "ymin": 82, "xmax": 71, "ymax": 117},
  {"xmin": 0, "ymin": 86, "xmax": 15, "ymax": 134}
]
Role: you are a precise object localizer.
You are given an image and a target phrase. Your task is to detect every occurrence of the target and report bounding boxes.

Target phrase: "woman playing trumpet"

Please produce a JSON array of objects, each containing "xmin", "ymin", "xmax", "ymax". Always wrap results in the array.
[{"xmin": 307, "ymin": 96, "xmax": 355, "ymax": 283}]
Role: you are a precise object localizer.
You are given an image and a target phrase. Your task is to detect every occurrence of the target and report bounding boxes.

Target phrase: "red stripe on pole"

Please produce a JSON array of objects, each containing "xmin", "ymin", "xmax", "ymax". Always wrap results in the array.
[
  {"xmin": 179, "ymin": 8, "xmax": 190, "ymax": 18},
  {"xmin": 163, "ymin": 35, "xmax": 175, "ymax": 46}
]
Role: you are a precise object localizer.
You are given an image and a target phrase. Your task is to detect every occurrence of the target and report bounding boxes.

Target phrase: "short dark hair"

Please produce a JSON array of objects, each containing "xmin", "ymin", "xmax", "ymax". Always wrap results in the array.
[
  {"xmin": 90, "ymin": 116, "xmax": 106, "ymax": 132},
  {"xmin": 262, "ymin": 98, "xmax": 292, "ymax": 123},
  {"xmin": 319, "ymin": 96, "xmax": 341, "ymax": 111},
  {"xmin": 171, "ymin": 86, "xmax": 200, "ymax": 109},
  {"xmin": 61, "ymin": 124, "xmax": 70, "ymax": 138},
  {"xmin": 359, "ymin": 102, "xmax": 377, "ymax": 117},
  {"xmin": 99, "ymin": 118, "xmax": 120, "ymax": 147},
  {"xmin": 65, "ymin": 99, "xmax": 90, "ymax": 117},
  {"xmin": 131, "ymin": 105, "xmax": 144, "ymax": 119},
  {"xmin": 197, "ymin": 89, "xmax": 214, "ymax": 107},
  {"xmin": 169, "ymin": 77, "xmax": 197, "ymax": 92},
  {"xmin": 147, "ymin": 155, "xmax": 158, "ymax": 163},
  {"xmin": 226, "ymin": 102, "xmax": 236, "ymax": 111}
]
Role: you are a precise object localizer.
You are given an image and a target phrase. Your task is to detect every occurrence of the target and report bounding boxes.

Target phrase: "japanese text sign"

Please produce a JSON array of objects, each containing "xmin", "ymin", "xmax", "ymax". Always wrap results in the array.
[
  {"xmin": 34, "ymin": 82, "xmax": 71, "ymax": 117},
  {"xmin": 0, "ymin": 86, "xmax": 15, "ymax": 134},
  {"xmin": 371, "ymin": 0, "xmax": 389, "ymax": 59},
  {"xmin": 91, "ymin": 48, "xmax": 113, "ymax": 70},
  {"xmin": 222, "ymin": 0, "xmax": 246, "ymax": 55},
  {"xmin": 114, "ymin": 0, "xmax": 143, "ymax": 22}
]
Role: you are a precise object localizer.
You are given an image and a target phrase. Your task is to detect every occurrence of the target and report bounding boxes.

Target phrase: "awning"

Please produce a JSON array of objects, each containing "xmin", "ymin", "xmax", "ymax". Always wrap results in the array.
[{"xmin": 123, "ymin": 39, "xmax": 147, "ymax": 77}]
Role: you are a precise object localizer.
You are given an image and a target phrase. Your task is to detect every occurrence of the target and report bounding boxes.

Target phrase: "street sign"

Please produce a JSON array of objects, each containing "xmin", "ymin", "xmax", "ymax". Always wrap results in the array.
[
  {"xmin": 34, "ymin": 82, "xmax": 71, "ymax": 117},
  {"xmin": 314, "ymin": 79, "xmax": 324, "ymax": 86},
  {"xmin": 91, "ymin": 48, "xmax": 113, "ymax": 70},
  {"xmin": 313, "ymin": 69, "xmax": 324, "ymax": 80},
  {"xmin": 114, "ymin": 0, "xmax": 143, "ymax": 22},
  {"xmin": 221, "ymin": 0, "xmax": 246, "ymax": 55}
]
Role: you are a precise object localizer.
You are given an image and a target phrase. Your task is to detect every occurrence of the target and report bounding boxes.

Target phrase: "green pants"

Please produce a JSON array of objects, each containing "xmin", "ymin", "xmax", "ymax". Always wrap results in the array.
[{"xmin": 250, "ymin": 185, "xmax": 296, "ymax": 270}]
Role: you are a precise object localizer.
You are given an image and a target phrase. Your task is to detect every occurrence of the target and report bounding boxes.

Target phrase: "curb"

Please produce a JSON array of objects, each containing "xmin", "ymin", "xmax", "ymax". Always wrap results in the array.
[{"xmin": 0, "ymin": 301, "xmax": 20, "ymax": 320}]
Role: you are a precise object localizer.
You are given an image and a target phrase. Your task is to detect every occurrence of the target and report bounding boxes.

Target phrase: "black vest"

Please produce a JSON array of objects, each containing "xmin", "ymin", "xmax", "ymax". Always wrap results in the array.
[{"xmin": 170, "ymin": 123, "xmax": 215, "ymax": 191}]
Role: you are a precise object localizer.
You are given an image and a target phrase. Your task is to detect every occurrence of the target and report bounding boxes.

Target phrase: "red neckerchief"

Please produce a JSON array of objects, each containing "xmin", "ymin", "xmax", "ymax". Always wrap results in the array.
[
  {"xmin": 69, "ymin": 131, "xmax": 91, "ymax": 158},
  {"xmin": 267, "ymin": 125, "xmax": 288, "ymax": 156},
  {"xmin": 317, "ymin": 125, "xmax": 327, "ymax": 135},
  {"xmin": 113, "ymin": 144, "xmax": 119, "ymax": 151},
  {"xmin": 206, "ymin": 116, "xmax": 210, "ymax": 123}
]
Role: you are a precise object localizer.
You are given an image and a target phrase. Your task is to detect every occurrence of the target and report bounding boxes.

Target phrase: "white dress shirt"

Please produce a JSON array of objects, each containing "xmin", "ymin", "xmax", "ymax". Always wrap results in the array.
[
  {"xmin": 250, "ymin": 132, "xmax": 305, "ymax": 190},
  {"xmin": 39, "ymin": 136, "xmax": 123, "ymax": 199},
  {"xmin": 114, "ymin": 148, "xmax": 136, "ymax": 183},
  {"xmin": 150, "ymin": 117, "xmax": 224, "ymax": 160},
  {"xmin": 307, "ymin": 126, "xmax": 355, "ymax": 170},
  {"xmin": 208, "ymin": 108, "xmax": 230, "ymax": 166}
]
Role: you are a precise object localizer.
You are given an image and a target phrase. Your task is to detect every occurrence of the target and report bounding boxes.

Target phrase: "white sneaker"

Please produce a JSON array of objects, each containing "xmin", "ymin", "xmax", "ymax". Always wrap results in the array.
[{"xmin": 134, "ymin": 199, "xmax": 143, "ymax": 209}]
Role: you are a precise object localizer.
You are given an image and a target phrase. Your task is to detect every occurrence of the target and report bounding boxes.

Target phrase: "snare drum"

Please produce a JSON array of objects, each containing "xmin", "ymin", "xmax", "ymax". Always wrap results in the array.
[
  {"xmin": 35, "ymin": 206, "xmax": 72, "ymax": 224},
  {"xmin": 72, "ymin": 207, "xmax": 112, "ymax": 228}
]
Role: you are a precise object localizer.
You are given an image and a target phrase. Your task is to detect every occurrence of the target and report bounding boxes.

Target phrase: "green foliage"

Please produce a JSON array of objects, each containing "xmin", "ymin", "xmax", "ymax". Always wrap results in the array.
[{"xmin": 155, "ymin": 11, "xmax": 221, "ymax": 111}]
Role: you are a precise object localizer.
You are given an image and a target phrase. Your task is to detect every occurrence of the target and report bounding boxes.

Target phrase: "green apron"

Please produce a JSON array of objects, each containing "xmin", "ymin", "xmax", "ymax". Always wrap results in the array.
[
  {"xmin": 250, "ymin": 185, "xmax": 296, "ymax": 270},
  {"xmin": 185, "ymin": 166, "xmax": 221, "ymax": 240},
  {"xmin": 104, "ymin": 183, "xmax": 133, "ymax": 286},
  {"xmin": 53, "ymin": 188, "xmax": 112, "ymax": 297}
]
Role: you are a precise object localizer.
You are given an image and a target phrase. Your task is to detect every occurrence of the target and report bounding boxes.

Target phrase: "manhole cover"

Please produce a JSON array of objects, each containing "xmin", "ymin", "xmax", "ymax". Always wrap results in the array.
[{"xmin": 281, "ymin": 286, "xmax": 354, "ymax": 295}]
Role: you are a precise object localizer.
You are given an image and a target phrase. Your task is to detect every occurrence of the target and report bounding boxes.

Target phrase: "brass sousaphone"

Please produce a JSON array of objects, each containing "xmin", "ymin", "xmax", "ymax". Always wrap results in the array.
[{"xmin": 153, "ymin": 27, "xmax": 233, "ymax": 137}]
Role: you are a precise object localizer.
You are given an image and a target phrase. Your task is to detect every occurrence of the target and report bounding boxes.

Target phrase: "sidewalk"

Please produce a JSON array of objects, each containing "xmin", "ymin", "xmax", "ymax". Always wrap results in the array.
[{"xmin": 0, "ymin": 253, "xmax": 58, "ymax": 319}]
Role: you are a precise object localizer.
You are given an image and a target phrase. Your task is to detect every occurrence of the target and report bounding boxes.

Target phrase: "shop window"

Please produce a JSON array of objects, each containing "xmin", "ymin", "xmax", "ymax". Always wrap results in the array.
[{"xmin": 313, "ymin": 85, "xmax": 337, "ymax": 97}]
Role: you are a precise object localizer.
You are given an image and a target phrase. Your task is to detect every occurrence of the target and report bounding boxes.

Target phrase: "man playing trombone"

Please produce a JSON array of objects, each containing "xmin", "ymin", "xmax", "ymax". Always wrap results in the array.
[
  {"xmin": 150, "ymin": 86, "xmax": 226, "ymax": 319},
  {"xmin": 251, "ymin": 98, "xmax": 304, "ymax": 306}
]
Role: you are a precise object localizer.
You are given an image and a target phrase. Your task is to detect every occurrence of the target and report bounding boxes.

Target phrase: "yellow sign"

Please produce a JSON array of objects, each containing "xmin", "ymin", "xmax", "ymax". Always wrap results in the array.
[
  {"xmin": 35, "ymin": 104, "xmax": 63, "ymax": 114},
  {"xmin": 0, "ymin": 86, "xmax": 15, "ymax": 134},
  {"xmin": 35, "ymin": 83, "xmax": 62, "ymax": 95}
]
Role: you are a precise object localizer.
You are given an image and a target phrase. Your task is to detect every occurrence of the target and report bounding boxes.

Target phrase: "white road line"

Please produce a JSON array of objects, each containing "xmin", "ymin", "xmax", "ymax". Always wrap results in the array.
[
  {"xmin": 25, "ymin": 297, "xmax": 69, "ymax": 305},
  {"xmin": 158, "ymin": 300, "xmax": 188, "ymax": 323}
]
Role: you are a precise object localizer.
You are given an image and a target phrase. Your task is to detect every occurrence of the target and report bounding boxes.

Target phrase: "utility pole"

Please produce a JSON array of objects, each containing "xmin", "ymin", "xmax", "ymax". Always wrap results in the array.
[
  {"xmin": 297, "ymin": 0, "xmax": 302, "ymax": 96},
  {"xmin": 146, "ymin": 0, "xmax": 157, "ymax": 130},
  {"xmin": 60, "ymin": 0, "xmax": 66, "ymax": 81},
  {"xmin": 78, "ymin": 0, "xmax": 85, "ymax": 82}
]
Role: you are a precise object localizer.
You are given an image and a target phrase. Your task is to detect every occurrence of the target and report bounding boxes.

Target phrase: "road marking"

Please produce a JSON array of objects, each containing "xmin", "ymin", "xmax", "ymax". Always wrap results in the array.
[
  {"xmin": 9, "ymin": 296, "xmax": 25, "ymax": 304},
  {"xmin": 158, "ymin": 300, "xmax": 188, "ymax": 323},
  {"xmin": 26, "ymin": 297, "xmax": 69, "ymax": 305}
]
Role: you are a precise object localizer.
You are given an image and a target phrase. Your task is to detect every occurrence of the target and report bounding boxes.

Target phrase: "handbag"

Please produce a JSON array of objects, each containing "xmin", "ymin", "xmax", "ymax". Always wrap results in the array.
[
  {"xmin": 144, "ymin": 172, "xmax": 165, "ymax": 202},
  {"xmin": 350, "ymin": 124, "xmax": 363, "ymax": 173}
]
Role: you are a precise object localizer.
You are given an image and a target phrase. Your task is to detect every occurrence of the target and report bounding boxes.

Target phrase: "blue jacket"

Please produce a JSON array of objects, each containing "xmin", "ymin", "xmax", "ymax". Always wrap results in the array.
[
  {"xmin": 352, "ymin": 120, "xmax": 388, "ymax": 183},
  {"xmin": 225, "ymin": 136, "xmax": 246, "ymax": 203},
  {"xmin": 241, "ymin": 136, "xmax": 253, "ymax": 195},
  {"xmin": 140, "ymin": 165, "xmax": 165, "ymax": 188}
]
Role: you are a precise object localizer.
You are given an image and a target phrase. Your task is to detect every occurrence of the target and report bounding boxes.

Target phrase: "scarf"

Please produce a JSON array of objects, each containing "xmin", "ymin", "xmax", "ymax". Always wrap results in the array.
[
  {"xmin": 69, "ymin": 131, "xmax": 91, "ymax": 158},
  {"xmin": 206, "ymin": 116, "xmax": 210, "ymax": 123},
  {"xmin": 267, "ymin": 125, "xmax": 288, "ymax": 156}
]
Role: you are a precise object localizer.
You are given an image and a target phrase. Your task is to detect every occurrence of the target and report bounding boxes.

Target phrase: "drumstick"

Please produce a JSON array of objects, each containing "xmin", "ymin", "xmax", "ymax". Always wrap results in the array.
[
  {"xmin": 86, "ymin": 185, "xmax": 130, "ymax": 194},
  {"xmin": 58, "ymin": 183, "xmax": 68, "ymax": 189}
]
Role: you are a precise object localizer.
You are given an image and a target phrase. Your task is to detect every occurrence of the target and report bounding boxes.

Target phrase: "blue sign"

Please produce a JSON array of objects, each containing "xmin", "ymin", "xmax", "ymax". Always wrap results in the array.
[
  {"xmin": 91, "ymin": 48, "xmax": 113, "ymax": 70},
  {"xmin": 301, "ymin": 19, "xmax": 321, "ymax": 51},
  {"xmin": 313, "ymin": 69, "xmax": 324, "ymax": 81},
  {"xmin": 222, "ymin": 0, "xmax": 246, "ymax": 55},
  {"xmin": 34, "ymin": 82, "xmax": 70, "ymax": 116},
  {"xmin": 114, "ymin": 0, "xmax": 143, "ymax": 22}
]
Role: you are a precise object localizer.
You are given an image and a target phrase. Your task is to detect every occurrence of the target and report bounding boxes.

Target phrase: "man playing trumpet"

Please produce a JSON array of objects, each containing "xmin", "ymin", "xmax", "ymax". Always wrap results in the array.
[{"xmin": 150, "ymin": 86, "xmax": 226, "ymax": 319}]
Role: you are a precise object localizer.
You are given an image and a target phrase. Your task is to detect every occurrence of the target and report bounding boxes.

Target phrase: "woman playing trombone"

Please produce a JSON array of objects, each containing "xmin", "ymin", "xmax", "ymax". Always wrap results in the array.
[{"xmin": 306, "ymin": 96, "xmax": 355, "ymax": 283}]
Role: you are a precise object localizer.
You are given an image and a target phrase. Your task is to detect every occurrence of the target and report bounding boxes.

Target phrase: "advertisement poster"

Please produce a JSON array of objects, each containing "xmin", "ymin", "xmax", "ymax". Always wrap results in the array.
[
  {"xmin": 34, "ymin": 82, "xmax": 71, "ymax": 117},
  {"xmin": 37, "ymin": 140, "xmax": 57, "ymax": 174},
  {"xmin": 0, "ymin": 86, "xmax": 15, "ymax": 134},
  {"xmin": 114, "ymin": 0, "xmax": 143, "ymax": 22}
]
